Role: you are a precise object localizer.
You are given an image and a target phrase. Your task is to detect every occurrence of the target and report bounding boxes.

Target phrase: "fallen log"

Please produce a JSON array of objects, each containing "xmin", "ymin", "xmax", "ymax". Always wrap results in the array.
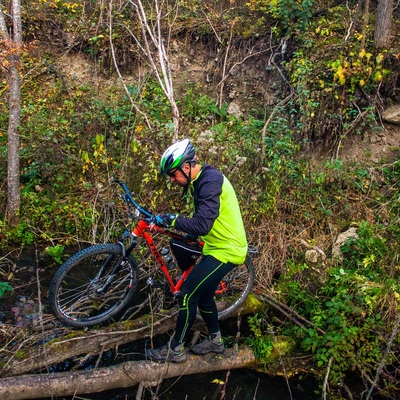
[
  {"xmin": 2, "ymin": 295, "xmax": 263, "ymax": 378},
  {"xmin": 0, "ymin": 346, "xmax": 256, "ymax": 400},
  {"xmin": 1, "ymin": 312, "xmax": 178, "ymax": 377}
]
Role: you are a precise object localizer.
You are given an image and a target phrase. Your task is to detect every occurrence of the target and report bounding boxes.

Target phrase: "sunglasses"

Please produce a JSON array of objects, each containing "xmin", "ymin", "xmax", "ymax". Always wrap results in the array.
[{"xmin": 167, "ymin": 169, "xmax": 178, "ymax": 178}]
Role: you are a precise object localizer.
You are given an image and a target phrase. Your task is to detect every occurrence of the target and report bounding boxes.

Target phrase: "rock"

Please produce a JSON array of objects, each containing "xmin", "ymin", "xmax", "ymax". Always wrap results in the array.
[
  {"xmin": 305, "ymin": 249, "xmax": 320, "ymax": 264},
  {"xmin": 332, "ymin": 227, "xmax": 359, "ymax": 262},
  {"xmin": 382, "ymin": 104, "xmax": 400, "ymax": 125},
  {"xmin": 227, "ymin": 102, "xmax": 242, "ymax": 118}
]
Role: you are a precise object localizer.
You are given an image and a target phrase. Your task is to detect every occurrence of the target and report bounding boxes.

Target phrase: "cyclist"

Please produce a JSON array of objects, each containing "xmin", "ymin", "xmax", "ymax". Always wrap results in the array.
[{"xmin": 146, "ymin": 138, "xmax": 248, "ymax": 363}]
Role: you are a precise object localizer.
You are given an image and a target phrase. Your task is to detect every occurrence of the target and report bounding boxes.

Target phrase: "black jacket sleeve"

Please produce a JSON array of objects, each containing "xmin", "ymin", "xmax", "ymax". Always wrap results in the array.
[{"xmin": 174, "ymin": 167, "xmax": 223, "ymax": 236}]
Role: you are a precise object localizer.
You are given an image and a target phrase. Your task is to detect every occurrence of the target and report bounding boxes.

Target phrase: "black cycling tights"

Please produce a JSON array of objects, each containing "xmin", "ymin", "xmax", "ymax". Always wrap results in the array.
[{"xmin": 172, "ymin": 255, "xmax": 236, "ymax": 347}]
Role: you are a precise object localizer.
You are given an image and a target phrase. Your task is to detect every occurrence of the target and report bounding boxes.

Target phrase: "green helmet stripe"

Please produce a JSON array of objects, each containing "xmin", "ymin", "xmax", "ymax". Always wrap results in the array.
[
  {"xmin": 170, "ymin": 157, "xmax": 182, "ymax": 169},
  {"xmin": 159, "ymin": 138, "xmax": 195, "ymax": 175}
]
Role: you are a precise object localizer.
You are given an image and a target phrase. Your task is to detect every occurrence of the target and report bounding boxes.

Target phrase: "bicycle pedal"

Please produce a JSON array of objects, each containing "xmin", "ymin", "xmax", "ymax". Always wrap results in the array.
[
  {"xmin": 146, "ymin": 277, "xmax": 165, "ymax": 289},
  {"xmin": 146, "ymin": 277, "xmax": 154, "ymax": 286}
]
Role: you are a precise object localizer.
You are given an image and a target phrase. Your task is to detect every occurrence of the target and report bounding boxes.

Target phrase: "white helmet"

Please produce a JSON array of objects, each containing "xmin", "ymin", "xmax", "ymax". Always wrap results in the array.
[{"xmin": 159, "ymin": 138, "xmax": 196, "ymax": 176}]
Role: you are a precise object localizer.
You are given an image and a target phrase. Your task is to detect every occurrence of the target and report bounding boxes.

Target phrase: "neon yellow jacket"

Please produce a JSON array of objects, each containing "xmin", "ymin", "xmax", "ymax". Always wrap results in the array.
[{"xmin": 174, "ymin": 164, "xmax": 248, "ymax": 265}]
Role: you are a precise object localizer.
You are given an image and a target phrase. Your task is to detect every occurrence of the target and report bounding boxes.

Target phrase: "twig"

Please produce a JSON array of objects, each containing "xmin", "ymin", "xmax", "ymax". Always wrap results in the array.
[
  {"xmin": 270, "ymin": 330, "xmax": 293, "ymax": 400},
  {"xmin": 341, "ymin": 380, "xmax": 354, "ymax": 400},
  {"xmin": 216, "ymin": 48, "xmax": 270, "ymax": 89},
  {"xmin": 108, "ymin": 0, "xmax": 152, "ymax": 132},
  {"xmin": 136, "ymin": 381, "xmax": 145, "ymax": 400},
  {"xmin": 344, "ymin": 1, "xmax": 362, "ymax": 42},
  {"xmin": 261, "ymin": 93, "xmax": 293, "ymax": 160},
  {"xmin": 220, "ymin": 369, "xmax": 230, "ymax": 400},
  {"xmin": 365, "ymin": 314, "xmax": 400, "ymax": 400},
  {"xmin": 149, "ymin": 292, "xmax": 154, "ymax": 349},
  {"xmin": 252, "ymin": 378, "xmax": 260, "ymax": 400},
  {"xmin": 35, "ymin": 243, "xmax": 55, "ymax": 398},
  {"xmin": 360, "ymin": 0, "xmax": 370, "ymax": 50},
  {"xmin": 128, "ymin": 0, "xmax": 180, "ymax": 139},
  {"xmin": 218, "ymin": 27, "xmax": 233, "ymax": 109},
  {"xmin": 261, "ymin": 292, "xmax": 326, "ymax": 335},
  {"xmin": 94, "ymin": 348, "xmax": 104, "ymax": 369},
  {"xmin": 322, "ymin": 357, "xmax": 332, "ymax": 400},
  {"xmin": 201, "ymin": 10, "xmax": 222, "ymax": 43}
]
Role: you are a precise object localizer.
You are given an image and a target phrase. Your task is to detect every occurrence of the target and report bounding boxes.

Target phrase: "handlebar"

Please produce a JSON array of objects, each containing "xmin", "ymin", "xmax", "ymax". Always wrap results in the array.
[{"xmin": 114, "ymin": 179, "xmax": 153, "ymax": 220}]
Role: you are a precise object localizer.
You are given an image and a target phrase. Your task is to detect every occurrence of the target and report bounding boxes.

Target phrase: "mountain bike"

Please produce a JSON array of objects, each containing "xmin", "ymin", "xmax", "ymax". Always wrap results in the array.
[{"xmin": 48, "ymin": 180, "xmax": 256, "ymax": 328}]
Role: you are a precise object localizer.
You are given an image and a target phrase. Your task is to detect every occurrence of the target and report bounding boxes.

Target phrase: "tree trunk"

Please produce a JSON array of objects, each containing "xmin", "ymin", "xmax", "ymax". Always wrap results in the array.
[
  {"xmin": 0, "ymin": 346, "xmax": 255, "ymax": 400},
  {"xmin": 1, "ymin": 313, "xmax": 178, "ymax": 377},
  {"xmin": 170, "ymin": 99, "xmax": 180, "ymax": 141},
  {"xmin": 0, "ymin": 0, "xmax": 22, "ymax": 226},
  {"xmin": 374, "ymin": 0, "xmax": 394, "ymax": 49},
  {"xmin": 6, "ymin": 61, "xmax": 21, "ymax": 226}
]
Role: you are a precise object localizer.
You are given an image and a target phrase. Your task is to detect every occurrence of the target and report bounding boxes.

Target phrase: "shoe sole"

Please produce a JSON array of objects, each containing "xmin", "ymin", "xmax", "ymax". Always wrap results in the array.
[
  {"xmin": 146, "ymin": 350, "xmax": 187, "ymax": 363},
  {"xmin": 190, "ymin": 348, "xmax": 225, "ymax": 355},
  {"xmin": 149, "ymin": 357, "xmax": 187, "ymax": 363}
]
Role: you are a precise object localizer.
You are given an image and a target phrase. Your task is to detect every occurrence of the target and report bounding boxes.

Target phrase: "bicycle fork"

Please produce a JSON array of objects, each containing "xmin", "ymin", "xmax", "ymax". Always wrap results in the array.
[{"xmin": 94, "ymin": 232, "xmax": 137, "ymax": 294}]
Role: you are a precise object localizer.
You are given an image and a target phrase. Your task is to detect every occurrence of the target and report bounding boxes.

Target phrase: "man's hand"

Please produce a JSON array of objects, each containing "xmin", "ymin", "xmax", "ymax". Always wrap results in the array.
[{"xmin": 152, "ymin": 214, "xmax": 176, "ymax": 228}]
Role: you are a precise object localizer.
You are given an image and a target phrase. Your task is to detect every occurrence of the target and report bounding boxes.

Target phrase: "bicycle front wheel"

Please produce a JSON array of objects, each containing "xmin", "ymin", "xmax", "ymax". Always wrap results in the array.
[
  {"xmin": 48, "ymin": 244, "xmax": 138, "ymax": 328},
  {"xmin": 215, "ymin": 254, "xmax": 255, "ymax": 320}
]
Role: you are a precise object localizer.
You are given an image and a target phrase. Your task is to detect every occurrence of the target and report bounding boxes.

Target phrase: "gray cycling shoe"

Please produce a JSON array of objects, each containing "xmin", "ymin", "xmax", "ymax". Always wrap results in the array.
[
  {"xmin": 146, "ymin": 344, "xmax": 187, "ymax": 363},
  {"xmin": 191, "ymin": 337, "xmax": 225, "ymax": 355}
]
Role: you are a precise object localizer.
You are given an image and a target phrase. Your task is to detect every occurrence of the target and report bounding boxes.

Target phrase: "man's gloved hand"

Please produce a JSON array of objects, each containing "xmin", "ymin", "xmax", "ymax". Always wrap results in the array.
[{"xmin": 153, "ymin": 213, "xmax": 176, "ymax": 228}]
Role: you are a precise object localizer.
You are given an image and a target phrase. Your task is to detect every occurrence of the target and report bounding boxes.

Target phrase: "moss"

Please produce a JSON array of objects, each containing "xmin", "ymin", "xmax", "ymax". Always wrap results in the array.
[
  {"xmin": 46, "ymin": 330, "xmax": 85, "ymax": 346},
  {"xmin": 270, "ymin": 335, "xmax": 295, "ymax": 358},
  {"xmin": 14, "ymin": 349, "xmax": 28, "ymax": 360},
  {"xmin": 64, "ymin": 331, "xmax": 85, "ymax": 339},
  {"xmin": 245, "ymin": 293, "xmax": 266, "ymax": 314}
]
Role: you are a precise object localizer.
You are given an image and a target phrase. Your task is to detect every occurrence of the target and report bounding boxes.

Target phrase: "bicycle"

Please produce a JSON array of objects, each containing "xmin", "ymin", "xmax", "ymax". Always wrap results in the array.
[{"xmin": 48, "ymin": 179, "xmax": 256, "ymax": 328}]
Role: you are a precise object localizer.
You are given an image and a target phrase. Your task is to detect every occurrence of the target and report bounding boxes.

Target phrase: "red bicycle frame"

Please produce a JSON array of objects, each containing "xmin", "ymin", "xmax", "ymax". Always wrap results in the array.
[
  {"xmin": 132, "ymin": 219, "xmax": 226, "ymax": 296},
  {"xmin": 132, "ymin": 219, "xmax": 196, "ymax": 295}
]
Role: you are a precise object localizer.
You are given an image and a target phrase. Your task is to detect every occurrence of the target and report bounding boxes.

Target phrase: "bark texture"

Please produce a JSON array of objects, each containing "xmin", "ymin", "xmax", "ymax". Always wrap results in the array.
[
  {"xmin": 1, "ymin": 313, "xmax": 178, "ymax": 377},
  {"xmin": 0, "ymin": 346, "xmax": 255, "ymax": 400},
  {"xmin": 374, "ymin": 0, "xmax": 394, "ymax": 48},
  {"xmin": 0, "ymin": 0, "xmax": 22, "ymax": 225}
]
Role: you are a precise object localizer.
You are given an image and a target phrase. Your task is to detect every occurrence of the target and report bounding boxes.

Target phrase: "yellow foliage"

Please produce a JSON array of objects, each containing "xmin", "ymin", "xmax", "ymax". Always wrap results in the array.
[
  {"xmin": 334, "ymin": 66, "xmax": 346, "ymax": 85},
  {"xmin": 373, "ymin": 71, "xmax": 383, "ymax": 82},
  {"xmin": 376, "ymin": 53, "xmax": 384, "ymax": 64}
]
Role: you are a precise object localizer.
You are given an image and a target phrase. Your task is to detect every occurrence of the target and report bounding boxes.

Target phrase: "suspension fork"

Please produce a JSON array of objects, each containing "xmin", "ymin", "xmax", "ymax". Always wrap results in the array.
[{"xmin": 95, "ymin": 231, "xmax": 137, "ymax": 294}]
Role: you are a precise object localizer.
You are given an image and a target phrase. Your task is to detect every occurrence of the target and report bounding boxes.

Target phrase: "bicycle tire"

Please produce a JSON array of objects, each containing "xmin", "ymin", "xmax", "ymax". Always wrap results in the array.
[
  {"xmin": 214, "ymin": 254, "xmax": 255, "ymax": 320},
  {"xmin": 48, "ymin": 244, "xmax": 138, "ymax": 328}
]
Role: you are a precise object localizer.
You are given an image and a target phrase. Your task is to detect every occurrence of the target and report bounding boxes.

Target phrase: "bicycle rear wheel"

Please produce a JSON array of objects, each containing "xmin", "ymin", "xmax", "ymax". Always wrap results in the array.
[
  {"xmin": 215, "ymin": 254, "xmax": 255, "ymax": 320},
  {"xmin": 48, "ymin": 244, "xmax": 138, "ymax": 328}
]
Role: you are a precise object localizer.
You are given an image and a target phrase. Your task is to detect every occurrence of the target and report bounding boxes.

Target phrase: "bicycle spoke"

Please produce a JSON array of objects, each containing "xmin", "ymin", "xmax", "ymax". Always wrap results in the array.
[
  {"xmin": 49, "ymin": 244, "xmax": 138, "ymax": 327},
  {"xmin": 213, "ymin": 257, "xmax": 255, "ymax": 320}
]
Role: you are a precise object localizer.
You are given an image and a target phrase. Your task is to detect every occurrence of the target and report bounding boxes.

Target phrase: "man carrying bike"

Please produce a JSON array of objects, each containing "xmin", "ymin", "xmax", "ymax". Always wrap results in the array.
[{"xmin": 146, "ymin": 138, "xmax": 248, "ymax": 363}]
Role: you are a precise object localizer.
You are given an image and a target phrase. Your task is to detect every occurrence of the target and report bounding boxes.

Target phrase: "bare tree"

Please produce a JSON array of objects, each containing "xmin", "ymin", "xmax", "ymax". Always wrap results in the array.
[
  {"xmin": 125, "ymin": 0, "xmax": 180, "ymax": 141},
  {"xmin": 374, "ymin": 0, "xmax": 394, "ymax": 48},
  {"xmin": 0, "ymin": 0, "xmax": 22, "ymax": 226}
]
